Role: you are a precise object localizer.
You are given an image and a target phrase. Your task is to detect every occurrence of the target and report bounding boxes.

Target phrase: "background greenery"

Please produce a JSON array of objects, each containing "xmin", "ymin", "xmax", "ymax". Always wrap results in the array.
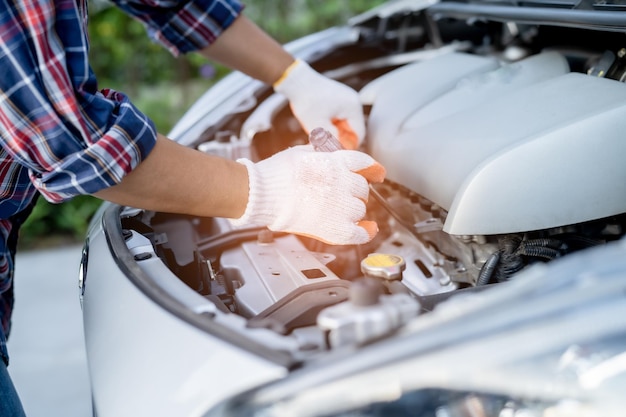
[{"xmin": 20, "ymin": 0, "xmax": 386, "ymax": 249}]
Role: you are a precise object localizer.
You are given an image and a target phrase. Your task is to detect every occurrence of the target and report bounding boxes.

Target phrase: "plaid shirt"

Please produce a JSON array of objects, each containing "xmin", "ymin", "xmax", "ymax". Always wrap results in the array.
[{"xmin": 0, "ymin": 0, "xmax": 243, "ymax": 363}]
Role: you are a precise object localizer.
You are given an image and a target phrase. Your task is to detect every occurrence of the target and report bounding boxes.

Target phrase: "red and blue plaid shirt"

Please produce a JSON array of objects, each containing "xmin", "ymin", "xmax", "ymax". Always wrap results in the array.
[{"xmin": 0, "ymin": 0, "xmax": 243, "ymax": 363}]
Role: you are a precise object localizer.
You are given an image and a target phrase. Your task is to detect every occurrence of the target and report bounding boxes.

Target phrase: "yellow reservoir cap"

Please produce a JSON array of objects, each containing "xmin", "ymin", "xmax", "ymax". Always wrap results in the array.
[{"xmin": 361, "ymin": 253, "xmax": 406, "ymax": 280}]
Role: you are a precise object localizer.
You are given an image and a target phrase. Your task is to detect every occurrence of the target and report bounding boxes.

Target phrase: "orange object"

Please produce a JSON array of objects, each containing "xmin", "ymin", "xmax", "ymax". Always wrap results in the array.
[
  {"xmin": 356, "ymin": 162, "xmax": 386, "ymax": 184},
  {"xmin": 332, "ymin": 118, "xmax": 359, "ymax": 150}
]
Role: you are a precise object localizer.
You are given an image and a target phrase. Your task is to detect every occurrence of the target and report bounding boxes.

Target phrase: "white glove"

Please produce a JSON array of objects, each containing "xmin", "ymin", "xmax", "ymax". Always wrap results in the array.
[
  {"xmin": 274, "ymin": 60, "xmax": 365, "ymax": 150},
  {"xmin": 230, "ymin": 145, "xmax": 385, "ymax": 245}
]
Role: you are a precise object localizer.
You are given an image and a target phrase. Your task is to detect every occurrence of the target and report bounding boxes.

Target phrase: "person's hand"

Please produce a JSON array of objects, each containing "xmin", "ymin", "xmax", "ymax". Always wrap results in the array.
[
  {"xmin": 230, "ymin": 145, "xmax": 385, "ymax": 245},
  {"xmin": 274, "ymin": 60, "xmax": 365, "ymax": 150}
]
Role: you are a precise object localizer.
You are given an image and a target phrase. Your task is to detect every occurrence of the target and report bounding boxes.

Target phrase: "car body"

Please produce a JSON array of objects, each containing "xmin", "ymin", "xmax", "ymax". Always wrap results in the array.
[{"xmin": 80, "ymin": 0, "xmax": 626, "ymax": 415}]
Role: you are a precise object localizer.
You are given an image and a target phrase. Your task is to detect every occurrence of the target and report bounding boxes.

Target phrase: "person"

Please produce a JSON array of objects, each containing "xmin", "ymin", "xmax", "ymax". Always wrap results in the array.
[{"xmin": 0, "ymin": 0, "xmax": 385, "ymax": 414}]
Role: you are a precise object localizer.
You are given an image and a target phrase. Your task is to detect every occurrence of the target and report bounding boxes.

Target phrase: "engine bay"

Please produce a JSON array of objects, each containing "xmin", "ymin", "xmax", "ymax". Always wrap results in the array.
[{"xmin": 118, "ymin": 2, "xmax": 626, "ymax": 356}]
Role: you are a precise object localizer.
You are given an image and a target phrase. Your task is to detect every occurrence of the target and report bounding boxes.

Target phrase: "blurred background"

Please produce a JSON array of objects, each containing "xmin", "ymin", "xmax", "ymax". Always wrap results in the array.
[{"xmin": 19, "ymin": 0, "xmax": 386, "ymax": 250}]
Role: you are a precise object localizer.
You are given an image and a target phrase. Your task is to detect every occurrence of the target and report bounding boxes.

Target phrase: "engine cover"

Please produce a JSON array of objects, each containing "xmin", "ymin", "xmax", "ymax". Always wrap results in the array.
[{"xmin": 364, "ymin": 52, "xmax": 626, "ymax": 235}]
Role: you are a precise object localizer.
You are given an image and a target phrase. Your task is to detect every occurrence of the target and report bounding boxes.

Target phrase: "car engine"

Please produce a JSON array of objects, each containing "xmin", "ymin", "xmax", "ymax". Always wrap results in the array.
[{"xmin": 121, "ymin": 1, "xmax": 626, "ymax": 355}]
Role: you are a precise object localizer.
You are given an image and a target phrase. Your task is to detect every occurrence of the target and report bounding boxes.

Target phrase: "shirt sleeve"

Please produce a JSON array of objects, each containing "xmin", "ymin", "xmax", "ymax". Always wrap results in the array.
[
  {"xmin": 0, "ymin": 1, "xmax": 157, "ymax": 203},
  {"xmin": 113, "ymin": 0, "xmax": 245, "ymax": 56}
]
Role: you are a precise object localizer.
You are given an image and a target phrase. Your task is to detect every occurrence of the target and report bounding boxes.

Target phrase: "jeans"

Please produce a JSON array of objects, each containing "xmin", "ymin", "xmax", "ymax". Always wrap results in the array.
[
  {"xmin": 0, "ymin": 357, "xmax": 26, "ymax": 416},
  {"xmin": 0, "ymin": 195, "xmax": 38, "ymax": 416}
]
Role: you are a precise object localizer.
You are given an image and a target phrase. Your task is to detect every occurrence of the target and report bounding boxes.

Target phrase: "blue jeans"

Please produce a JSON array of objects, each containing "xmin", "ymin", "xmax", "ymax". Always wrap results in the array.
[
  {"xmin": 0, "ymin": 357, "xmax": 26, "ymax": 416},
  {"xmin": 0, "ymin": 195, "xmax": 37, "ymax": 416}
]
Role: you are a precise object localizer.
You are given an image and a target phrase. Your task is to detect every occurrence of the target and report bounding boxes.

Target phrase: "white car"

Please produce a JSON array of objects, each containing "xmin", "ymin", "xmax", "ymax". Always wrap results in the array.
[{"xmin": 80, "ymin": 0, "xmax": 626, "ymax": 415}]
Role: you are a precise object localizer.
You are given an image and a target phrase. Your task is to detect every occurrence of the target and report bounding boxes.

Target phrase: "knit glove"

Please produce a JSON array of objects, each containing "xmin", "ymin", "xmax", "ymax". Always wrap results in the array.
[
  {"xmin": 274, "ymin": 60, "xmax": 365, "ymax": 150},
  {"xmin": 230, "ymin": 146, "xmax": 386, "ymax": 245}
]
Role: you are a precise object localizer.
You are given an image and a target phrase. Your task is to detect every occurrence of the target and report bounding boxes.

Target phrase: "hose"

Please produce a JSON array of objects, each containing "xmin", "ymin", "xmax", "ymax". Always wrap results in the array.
[
  {"xmin": 481, "ymin": 235, "xmax": 569, "ymax": 283},
  {"xmin": 476, "ymin": 251, "xmax": 500, "ymax": 286}
]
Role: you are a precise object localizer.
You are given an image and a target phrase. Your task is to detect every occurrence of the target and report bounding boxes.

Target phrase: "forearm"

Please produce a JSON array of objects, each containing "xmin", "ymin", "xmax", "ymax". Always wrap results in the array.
[
  {"xmin": 198, "ymin": 14, "xmax": 294, "ymax": 85},
  {"xmin": 94, "ymin": 134, "xmax": 249, "ymax": 218},
  {"xmin": 94, "ymin": 16, "xmax": 292, "ymax": 218}
]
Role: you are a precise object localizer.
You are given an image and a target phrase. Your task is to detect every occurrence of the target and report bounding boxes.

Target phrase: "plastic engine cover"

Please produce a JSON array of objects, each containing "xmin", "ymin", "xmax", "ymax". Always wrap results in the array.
[{"xmin": 364, "ymin": 51, "xmax": 626, "ymax": 235}]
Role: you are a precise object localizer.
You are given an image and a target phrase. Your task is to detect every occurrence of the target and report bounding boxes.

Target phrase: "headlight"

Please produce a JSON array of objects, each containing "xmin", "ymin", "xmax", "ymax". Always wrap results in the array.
[{"xmin": 204, "ymin": 239, "xmax": 626, "ymax": 417}]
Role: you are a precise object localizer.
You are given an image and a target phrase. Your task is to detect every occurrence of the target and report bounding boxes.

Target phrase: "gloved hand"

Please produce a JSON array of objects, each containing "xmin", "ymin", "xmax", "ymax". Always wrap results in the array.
[
  {"xmin": 230, "ymin": 145, "xmax": 386, "ymax": 245},
  {"xmin": 274, "ymin": 59, "xmax": 365, "ymax": 150}
]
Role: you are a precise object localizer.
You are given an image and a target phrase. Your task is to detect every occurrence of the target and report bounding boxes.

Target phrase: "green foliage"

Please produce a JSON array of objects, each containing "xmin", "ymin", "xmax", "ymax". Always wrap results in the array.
[
  {"xmin": 89, "ymin": 6, "xmax": 181, "ymax": 89},
  {"xmin": 245, "ymin": 0, "xmax": 386, "ymax": 43},
  {"xmin": 87, "ymin": 0, "xmax": 386, "ymax": 89},
  {"xmin": 20, "ymin": 196, "xmax": 103, "ymax": 249}
]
